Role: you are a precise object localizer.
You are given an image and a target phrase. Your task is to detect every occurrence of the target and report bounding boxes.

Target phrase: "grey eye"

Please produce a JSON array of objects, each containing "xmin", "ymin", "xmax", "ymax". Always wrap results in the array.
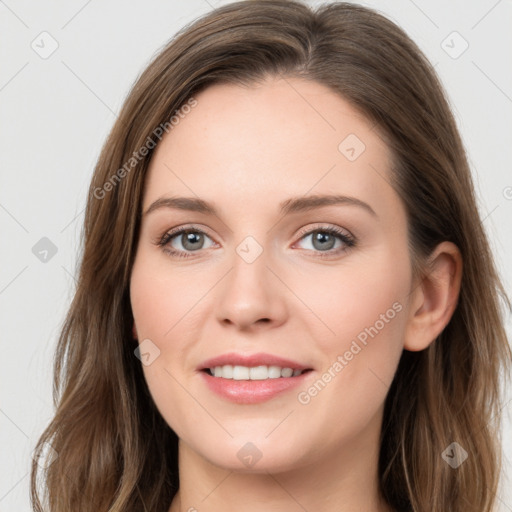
[
  {"xmin": 297, "ymin": 230, "xmax": 344, "ymax": 252},
  {"xmin": 171, "ymin": 230, "xmax": 214, "ymax": 252}
]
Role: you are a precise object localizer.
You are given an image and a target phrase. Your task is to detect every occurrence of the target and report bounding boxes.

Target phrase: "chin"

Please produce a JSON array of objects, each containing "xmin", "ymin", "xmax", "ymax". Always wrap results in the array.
[{"xmin": 185, "ymin": 432, "xmax": 313, "ymax": 474}]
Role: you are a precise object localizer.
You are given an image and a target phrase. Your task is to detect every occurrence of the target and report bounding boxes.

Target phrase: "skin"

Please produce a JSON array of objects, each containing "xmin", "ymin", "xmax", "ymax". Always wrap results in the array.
[{"xmin": 129, "ymin": 76, "xmax": 462, "ymax": 512}]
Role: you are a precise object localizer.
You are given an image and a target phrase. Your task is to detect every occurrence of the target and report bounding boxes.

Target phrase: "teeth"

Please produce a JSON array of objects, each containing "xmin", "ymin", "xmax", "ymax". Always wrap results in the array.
[
  {"xmin": 249, "ymin": 365, "xmax": 268, "ymax": 380},
  {"xmin": 221, "ymin": 365, "xmax": 233, "ymax": 379},
  {"xmin": 208, "ymin": 365, "xmax": 305, "ymax": 380},
  {"xmin": 268, "ymin": 366, "xmax": 282, "ymax": 379},
  {"xmin": 233, "ymin": 365, "xmax": 249, "ymax": 380},
  {"xmin": 281, "ymin": 367, "xmax": 293, "ymax": 378}
]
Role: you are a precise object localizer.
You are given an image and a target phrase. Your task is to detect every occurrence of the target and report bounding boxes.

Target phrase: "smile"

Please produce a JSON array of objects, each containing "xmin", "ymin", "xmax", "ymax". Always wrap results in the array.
[
  {"xmin": 206, "ymin": 365, "xmax": 307, "ymax": 380},
  {"xmin": 198, "ymin": 353, "xmax": 314, "ymax": 404}
]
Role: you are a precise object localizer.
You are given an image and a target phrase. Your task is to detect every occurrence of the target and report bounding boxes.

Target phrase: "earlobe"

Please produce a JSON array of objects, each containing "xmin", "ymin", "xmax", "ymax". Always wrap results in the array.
[{"xmin": 403, "ymin": 241, "xmax": 463, "ymax": 352}]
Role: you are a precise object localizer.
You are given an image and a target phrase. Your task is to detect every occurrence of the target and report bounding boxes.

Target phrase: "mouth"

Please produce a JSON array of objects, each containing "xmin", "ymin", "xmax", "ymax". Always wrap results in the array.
[
  {"xmin": 202, "ymin": 365, "xmax": 312, "ymax": 380},
  {"xmin": 198, "ymin": 353, "xmax": 314, "ymax": 404}
]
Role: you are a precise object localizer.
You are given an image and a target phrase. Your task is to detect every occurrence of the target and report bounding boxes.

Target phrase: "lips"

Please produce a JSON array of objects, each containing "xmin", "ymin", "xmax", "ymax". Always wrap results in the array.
[{"xmin": 198, "ymin": 352, "xmax": 314, "ymax": 404}]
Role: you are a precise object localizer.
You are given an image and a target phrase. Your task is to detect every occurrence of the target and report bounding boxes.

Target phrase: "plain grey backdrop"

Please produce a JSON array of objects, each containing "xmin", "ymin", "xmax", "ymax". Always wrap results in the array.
[{"xmin": 1, "ymin": 0, "xmax": 511, "ymax": 510}]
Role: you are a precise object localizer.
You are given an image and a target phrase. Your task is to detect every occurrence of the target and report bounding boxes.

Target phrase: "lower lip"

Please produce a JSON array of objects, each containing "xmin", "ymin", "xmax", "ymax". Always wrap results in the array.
[{"xmin": 200, "ymin": 371, "xmax": 312, "ymax": 404}]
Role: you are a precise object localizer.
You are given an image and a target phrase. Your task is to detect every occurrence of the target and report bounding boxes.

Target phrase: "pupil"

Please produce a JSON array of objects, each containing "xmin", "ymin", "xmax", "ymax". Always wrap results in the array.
[
  {"xmin": 314, "ymin": 231, "xmax": 335, "ymax": 250},
  {"xmin": 183, "ymin": 232, "xmax": 203, "ymax": 250}
]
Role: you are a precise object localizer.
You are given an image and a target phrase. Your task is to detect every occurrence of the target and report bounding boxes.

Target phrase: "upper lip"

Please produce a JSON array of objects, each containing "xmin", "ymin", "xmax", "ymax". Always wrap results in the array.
[{"xmin": 199, "ymin": 352, "xmax": 312, "ymax": 371}]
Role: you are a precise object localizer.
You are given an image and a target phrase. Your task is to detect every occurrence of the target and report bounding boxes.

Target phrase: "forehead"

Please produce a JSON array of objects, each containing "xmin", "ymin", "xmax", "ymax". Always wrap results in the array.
[{"xmin": 143, "ymin": 77, "xmax": 395, "ymax": 217}]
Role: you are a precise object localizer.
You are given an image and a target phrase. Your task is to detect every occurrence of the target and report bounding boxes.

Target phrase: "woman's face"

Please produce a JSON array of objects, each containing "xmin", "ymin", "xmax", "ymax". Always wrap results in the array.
[{"xmin": 130, "ymin": 76, "xmax": 414, "ymax": 472}]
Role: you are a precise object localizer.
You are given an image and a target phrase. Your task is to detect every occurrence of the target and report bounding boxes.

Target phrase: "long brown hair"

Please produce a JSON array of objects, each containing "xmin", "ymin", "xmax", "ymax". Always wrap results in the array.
[{"xmin": 30, "ymin": 1, "xmax": 511, "ymax": 510}]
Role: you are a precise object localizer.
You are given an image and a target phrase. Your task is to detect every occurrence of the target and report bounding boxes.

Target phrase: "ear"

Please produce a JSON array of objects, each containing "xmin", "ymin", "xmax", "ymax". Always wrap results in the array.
[
  {"xmin": 132, "ymin": 323, "xmax": 138, "ymax": 340},
  {"xmin": 404, "ymin": 241, "xmax": 463, "ymax": 351}
]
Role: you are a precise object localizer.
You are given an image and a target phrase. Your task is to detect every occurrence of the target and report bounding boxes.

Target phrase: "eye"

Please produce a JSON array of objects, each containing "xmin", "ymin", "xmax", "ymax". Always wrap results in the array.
[
  {"xmin": 293, "ymin": 225, "xmax": 356, "ymax": 258},
  {"xmin": 154, "ymin": 224, "xmax": 356, "ymax": 259},
  {"xmin": 156, "ymin": 226, "xmax": 216, "ymax": 259}
]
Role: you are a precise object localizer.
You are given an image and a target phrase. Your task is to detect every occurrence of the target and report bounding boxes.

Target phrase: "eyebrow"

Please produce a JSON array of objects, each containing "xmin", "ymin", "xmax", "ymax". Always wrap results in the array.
[{"xmin": 143, "ymin": 194, "xmax": 377, "ymax": 218}]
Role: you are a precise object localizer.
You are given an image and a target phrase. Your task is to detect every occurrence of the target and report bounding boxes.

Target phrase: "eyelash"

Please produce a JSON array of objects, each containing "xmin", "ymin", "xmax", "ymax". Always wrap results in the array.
[{"xmin": 154, "ymin": 224, "xmax": 356, "ymax": 260}]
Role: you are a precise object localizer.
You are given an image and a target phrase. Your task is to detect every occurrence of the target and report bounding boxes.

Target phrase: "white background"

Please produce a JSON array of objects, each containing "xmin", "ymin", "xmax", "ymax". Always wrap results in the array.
[{"xmin": 1, "ymin": 0, "xmax": 511, "ymax": 510}]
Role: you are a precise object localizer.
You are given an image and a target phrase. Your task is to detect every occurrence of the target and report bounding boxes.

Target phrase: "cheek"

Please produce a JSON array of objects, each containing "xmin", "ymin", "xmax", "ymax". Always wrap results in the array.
[
  {"xmin": 131, "ymin": 279, "xmax": 175, "ymax": 337},
  {"xmin": 130, "ymin": 251, "xmax": 214, "ymax": 437},
  {"xmin": 291, "ymin": 251, "xmax": 409, "ymax": 443},
  {"xmin": 294, "ymin": 250, "xmax": 409, "ymax": 355},
  {"xmin": 130, "ymin": 267, "xmax": 187, "ymax": 439},
  {"xmin": 130, "ymin": 247, "xmax": 191, "ymax": 344},
  {"xmin": 272, "ymin": 259, "xmax": 408, "ymax": 468}
]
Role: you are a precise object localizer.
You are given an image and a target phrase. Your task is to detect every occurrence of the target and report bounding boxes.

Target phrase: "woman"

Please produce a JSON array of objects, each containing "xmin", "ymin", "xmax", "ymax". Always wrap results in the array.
[{"xmin": 31, "ymin": 1, "xmax": 511, "ymax": 511}]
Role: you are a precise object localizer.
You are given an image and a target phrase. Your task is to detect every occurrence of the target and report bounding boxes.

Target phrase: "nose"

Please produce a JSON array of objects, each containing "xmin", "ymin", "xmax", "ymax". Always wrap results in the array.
[{"xmin": 215, "ymin": 246, "xmax": 288, "ymax": 332}]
